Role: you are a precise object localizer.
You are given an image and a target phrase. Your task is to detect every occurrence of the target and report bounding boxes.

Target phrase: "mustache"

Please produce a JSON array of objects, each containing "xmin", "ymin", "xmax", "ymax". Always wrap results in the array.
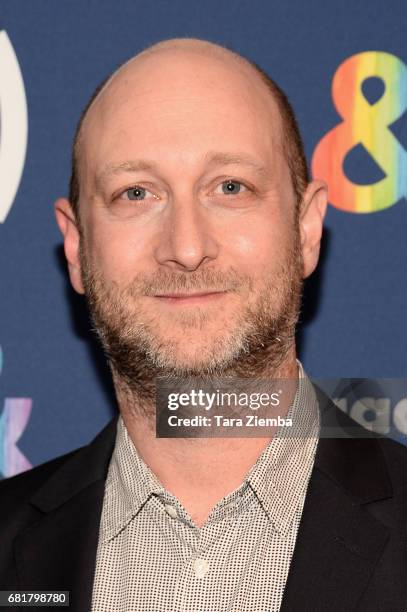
[{"xmin": 122, "ymin": 267, "xmax": 254, "ymax": 296}]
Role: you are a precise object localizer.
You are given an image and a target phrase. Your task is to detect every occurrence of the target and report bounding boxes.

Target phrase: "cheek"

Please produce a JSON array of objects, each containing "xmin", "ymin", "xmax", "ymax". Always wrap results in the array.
[
  {"xmin": 227, "ymin": 217, "xmax": 292, "ymax": 275},
  {"xmin": 232, "ymin": 234, "xmax": 257, "ymax": 256},
  {"xmin": 84, "ymin": 220, "xmax": 153, "ymax": 282}
]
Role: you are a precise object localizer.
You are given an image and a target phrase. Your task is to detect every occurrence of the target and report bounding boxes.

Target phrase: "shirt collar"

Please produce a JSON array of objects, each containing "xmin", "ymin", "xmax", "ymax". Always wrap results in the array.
[
  {"xmin": 100, "ymin": 361, "xmax": 319, "ymax": 542},
  {"xmin": 245, "ymin": 361, "xmax": 320, "ymax": 535},
  {"xmin": 99, "ymin": 415, "xmax": 164, "ymax": 543}
]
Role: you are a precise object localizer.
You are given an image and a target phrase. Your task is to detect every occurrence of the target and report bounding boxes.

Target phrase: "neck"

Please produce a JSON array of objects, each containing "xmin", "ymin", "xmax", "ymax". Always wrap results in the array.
[{"xmin": 115, "ymin": 349, "xmax": 299, "ymax": 527}]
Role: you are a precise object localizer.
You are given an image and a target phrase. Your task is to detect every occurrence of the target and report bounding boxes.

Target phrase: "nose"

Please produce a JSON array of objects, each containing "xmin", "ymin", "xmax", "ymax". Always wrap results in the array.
[{"xmin": 153, "ymin": 193, "xmax": 219, "ymax": 271}]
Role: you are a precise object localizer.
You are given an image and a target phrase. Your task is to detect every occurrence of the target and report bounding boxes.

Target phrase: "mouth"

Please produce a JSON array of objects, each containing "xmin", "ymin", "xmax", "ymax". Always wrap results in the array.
[{"xmin": 153, "ymin": 291, "xmax": 229, "ymax": 305}]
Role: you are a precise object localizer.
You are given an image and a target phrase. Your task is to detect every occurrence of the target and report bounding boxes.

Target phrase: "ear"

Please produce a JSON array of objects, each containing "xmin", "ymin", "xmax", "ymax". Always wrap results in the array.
[
  {"xmin": 54, "ymin": 198, "xmax": 85, "ymax": 294},
  {"xmin": 299, "ymin": 180, "xmax": 328, "ymax": 278}
]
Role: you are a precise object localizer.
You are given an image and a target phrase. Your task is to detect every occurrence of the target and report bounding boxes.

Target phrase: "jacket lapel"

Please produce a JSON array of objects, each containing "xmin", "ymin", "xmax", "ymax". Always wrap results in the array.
[
  {"xmin": 281, "ymin": 392, "xmax": 392, "ymax": 611},
  {"xmin": 14, "ymin": 415, "xmax": 118, "ymax": 612}
]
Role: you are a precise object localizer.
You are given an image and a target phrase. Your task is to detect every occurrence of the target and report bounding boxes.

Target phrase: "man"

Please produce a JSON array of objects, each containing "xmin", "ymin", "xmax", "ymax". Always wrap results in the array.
[{"xmin": 1, "ymin": 37, "xmax": 407, "ymax": 612}]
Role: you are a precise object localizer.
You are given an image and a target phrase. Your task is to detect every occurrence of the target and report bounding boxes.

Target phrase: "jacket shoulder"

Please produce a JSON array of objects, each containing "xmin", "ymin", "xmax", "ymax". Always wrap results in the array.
[
  {"xmin": 0, "ymin": 415, "xmax": 118, "ymax": 521},
  {"xmin": 0, "ymin": 447, "xmax": 84, "ymax": 511},
  {"xmin": 0, "ymin": 446, "xmax": 87, "ymax": 585}
]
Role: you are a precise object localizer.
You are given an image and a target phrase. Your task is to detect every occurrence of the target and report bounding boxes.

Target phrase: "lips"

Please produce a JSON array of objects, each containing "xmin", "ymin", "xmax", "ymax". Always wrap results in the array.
[
  {"xmin": 155, "ymin": 291, "xmax": 225, "ymax": 298},
  {"xmin": 153, "ymin": 291, "xmax": 228, "ymax": 303}
]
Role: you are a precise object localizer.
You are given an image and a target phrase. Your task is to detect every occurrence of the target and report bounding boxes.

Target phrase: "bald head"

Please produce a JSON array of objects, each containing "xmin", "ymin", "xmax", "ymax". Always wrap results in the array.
[
  {"xmin": 69, "ymin": 37, "xmax": 309, "ymax": 220},
  {"xmin": 83, "ymin": 38, "xmax": 252, "ymax": 119}
]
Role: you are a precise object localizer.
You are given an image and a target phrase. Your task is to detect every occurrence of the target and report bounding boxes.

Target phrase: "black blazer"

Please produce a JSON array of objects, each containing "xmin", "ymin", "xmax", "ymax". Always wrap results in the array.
[{"xmin": 1, "ymin": 391, "xmax": 407, "ymax": 611}]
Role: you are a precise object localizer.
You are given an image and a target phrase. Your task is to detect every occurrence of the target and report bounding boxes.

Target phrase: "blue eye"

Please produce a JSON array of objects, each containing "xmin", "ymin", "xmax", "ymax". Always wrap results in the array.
[
  {"xmin": 218, "ymin": 180, "xmax": 247, "ymax": 195},
  {"xmin": 125, "ymin": 186, "xmax": 148, "ymax": 200}
]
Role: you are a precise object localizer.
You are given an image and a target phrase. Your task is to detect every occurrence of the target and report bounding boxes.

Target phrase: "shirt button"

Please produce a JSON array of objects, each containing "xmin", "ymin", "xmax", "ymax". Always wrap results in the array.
[
  {"xmin": 164, "ymin": 504, "xmax": 178, "ymax": 519},
  {"xmin": 193, "ymin": 558, "xmax": 210, "ymax": 578}
]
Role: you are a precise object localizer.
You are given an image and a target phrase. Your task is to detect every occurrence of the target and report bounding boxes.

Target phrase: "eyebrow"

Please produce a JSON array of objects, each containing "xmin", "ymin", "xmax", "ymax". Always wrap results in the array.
[
  {"xmin": 205, "ymin": 152, "xmax": 270, "ymax": 179},
  {"xmin": 95, "ymin": 151, "xmax": 270, "ymax": 191},
  {"xmin": 95, "ymin": 159, "xmax": 156, "ymax": 192}
]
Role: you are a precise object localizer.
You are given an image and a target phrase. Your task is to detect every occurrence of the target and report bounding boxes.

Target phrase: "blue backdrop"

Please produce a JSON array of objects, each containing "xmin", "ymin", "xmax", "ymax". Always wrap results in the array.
[{"xmin": 1, "ymin": 0, "xmax": 406, "ymax": 477}]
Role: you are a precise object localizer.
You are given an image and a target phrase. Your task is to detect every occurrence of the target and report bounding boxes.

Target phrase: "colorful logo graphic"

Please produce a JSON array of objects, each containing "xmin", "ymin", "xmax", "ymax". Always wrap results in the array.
[
  {"xmin": 0, "ymin": 30, "xmax": 28, "ymax": 223},
  {"xmin": 312, "ymin": 51, "xmax": 407, "ymax": 213},
  {"xmin": 0, "ymin": 346, "xmax": 32, "ymax": 478}
]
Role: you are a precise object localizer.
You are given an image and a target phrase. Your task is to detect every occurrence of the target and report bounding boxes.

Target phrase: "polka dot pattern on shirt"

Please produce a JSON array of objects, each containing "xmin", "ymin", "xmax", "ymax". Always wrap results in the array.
[{"xmin": 91, "ymin": 362, "xmax": 320, "ymax": 612}]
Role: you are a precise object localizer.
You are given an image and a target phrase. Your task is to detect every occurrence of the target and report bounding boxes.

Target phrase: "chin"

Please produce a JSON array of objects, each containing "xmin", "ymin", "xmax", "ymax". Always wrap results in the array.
[
  {"xmin": 155, "ymin": 346, "xmax": 221, "ymax": 372},
  {"xmin": 149, "ymin": 331, "xmax": 243, "ymax": 377}
]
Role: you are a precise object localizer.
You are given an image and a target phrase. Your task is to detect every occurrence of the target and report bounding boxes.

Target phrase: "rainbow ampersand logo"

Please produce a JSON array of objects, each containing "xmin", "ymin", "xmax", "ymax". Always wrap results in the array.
[{"xmin": 312, "ymin": 51, "xmax": 407, "ymax": 213}]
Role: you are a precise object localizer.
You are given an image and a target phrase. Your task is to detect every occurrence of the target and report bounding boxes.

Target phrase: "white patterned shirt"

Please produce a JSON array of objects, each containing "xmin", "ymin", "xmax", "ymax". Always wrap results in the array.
[{"xmin": 91, "ymin": 363, "xmax": 320, "ymax": 612}]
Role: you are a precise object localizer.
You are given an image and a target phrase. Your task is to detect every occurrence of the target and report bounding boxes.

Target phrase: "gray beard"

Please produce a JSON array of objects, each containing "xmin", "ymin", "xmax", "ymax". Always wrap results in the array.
[{"xmin": 80, "ymin": 238, "xmax": 303, "ymax": 414}]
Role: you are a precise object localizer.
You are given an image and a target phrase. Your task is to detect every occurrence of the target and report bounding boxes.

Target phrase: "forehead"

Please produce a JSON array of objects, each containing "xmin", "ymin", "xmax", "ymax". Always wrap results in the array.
[{"xmin": 79, "ymin": 48, "xmax": 285, "ymax": 183}]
